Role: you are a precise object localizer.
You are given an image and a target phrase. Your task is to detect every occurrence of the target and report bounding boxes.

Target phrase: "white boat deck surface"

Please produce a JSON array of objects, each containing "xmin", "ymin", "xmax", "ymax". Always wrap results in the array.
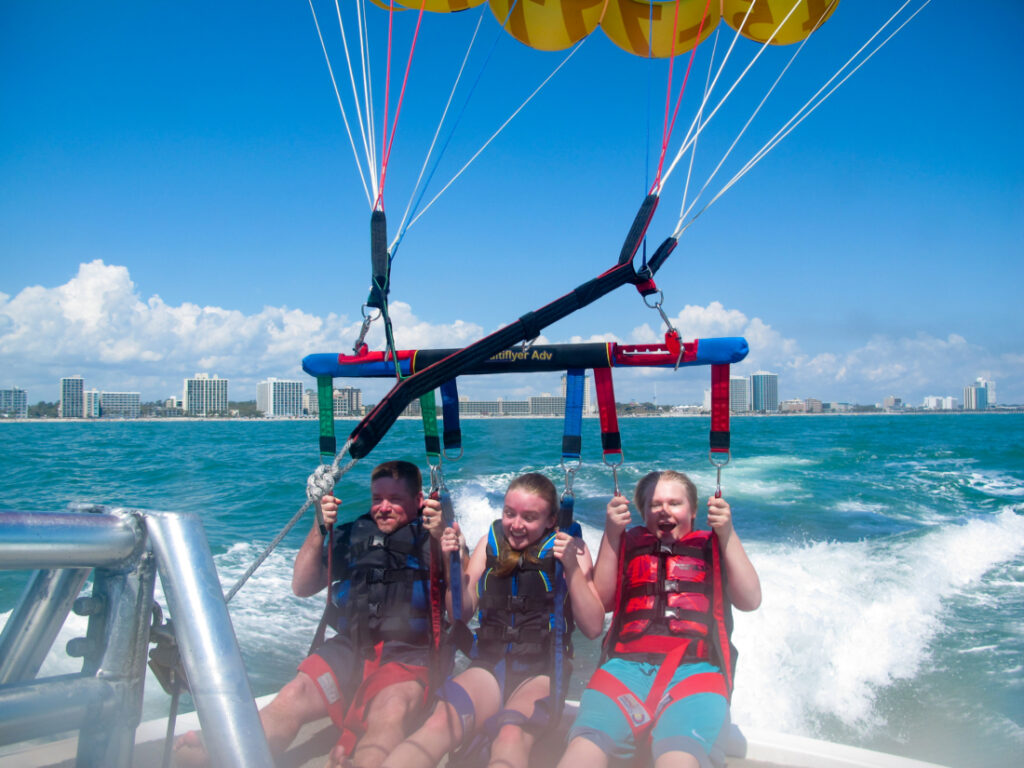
[{"xmin": 0, "ymin": 704, "xmax": 945, "ymax": 768}]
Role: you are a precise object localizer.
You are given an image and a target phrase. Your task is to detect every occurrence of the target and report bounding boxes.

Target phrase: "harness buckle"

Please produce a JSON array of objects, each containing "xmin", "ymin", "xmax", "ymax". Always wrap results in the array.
[
  {"xmin": 368, "ymin": 567, "xmax": 386, "ymax": 584},
  {"xmin": 504, "ymin": 625, "xmax": 522, "ymax": 642},
  {"xmin": 507, "ymin": 595, "xmax": 529, "ymax": 612},
  {"xmin": 368, "ymin": 601, "xmax": 383, "ymax": 618}
]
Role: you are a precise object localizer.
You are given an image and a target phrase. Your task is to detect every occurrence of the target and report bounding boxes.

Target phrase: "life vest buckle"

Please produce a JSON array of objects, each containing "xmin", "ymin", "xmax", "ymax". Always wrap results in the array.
[
  {"xmin": 368, "ymin": 567, "xmax": 387, "ymax": 584},
  {"xmin": 369, "ymin": 533, "xmax": 387, "ymax": 549},
  {"xmin": 506, "ymin": 595, "xmax": 530, "ymax": 612},
  {"xmin": 368, "ymin": 601, "xmax": 383, "ymax": 618}
]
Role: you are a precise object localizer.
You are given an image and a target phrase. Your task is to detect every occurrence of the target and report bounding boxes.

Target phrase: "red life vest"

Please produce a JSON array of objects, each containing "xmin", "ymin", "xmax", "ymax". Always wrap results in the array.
[{"xmin": 604, "ymin": 527, "xmax": 736, "ymax": 695}]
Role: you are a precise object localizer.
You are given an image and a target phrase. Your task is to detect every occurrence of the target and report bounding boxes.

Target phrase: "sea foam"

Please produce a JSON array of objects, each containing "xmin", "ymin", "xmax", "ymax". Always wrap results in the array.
[{"xmin": 732, "ymin": 508, "xmax": 1024, "ymax": 737}]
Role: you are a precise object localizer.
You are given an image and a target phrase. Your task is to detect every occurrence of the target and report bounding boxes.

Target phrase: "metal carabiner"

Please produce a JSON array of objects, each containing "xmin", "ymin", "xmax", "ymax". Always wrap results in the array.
[
  {"xmin": 708, "ymin": 450, "xmax": 731, "ymax": 498},
  {"xmin": 353, "ymin": 305, "xmax": 381, "ymax": 354},
  {"xmin": 604, "ymin": 452, "xmax": 624, "ymax": 497},
  {"xmin": 560, "ymin": 458, "xmax": 580, "ymax": 502}
]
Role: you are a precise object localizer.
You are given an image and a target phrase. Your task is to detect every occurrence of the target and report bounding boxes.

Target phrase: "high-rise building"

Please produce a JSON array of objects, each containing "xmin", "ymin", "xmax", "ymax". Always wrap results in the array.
[
  {"xmin": 59, "ymin": 376, "xmax": 84, "ymax": 418},
  {"xmin": 333, "ymin": 386, "xmax": 363, "ymax": 417},
  {"xmin": 84, "ymin": 388, "xmax": 101, "ymax": 418},
  {"xmin": 257, "ymin": 378, "xmax": 303, "ymax": 417},
  {"xmin": 729, "ymin": 376, "xmax": 750, "ymax": 413},
  {"xmin": 977, "ymin": 377, "xmax": 996, "ymax": 406},
  {"xmin": 750, "ymin": 371, "xmax": 779, "ymax": 413},
  {"xmin": 302, "ymin": 388, "xmax": 318, "ymax": 416},
  {"xmin": 183, "ymin": 373, "xmax": 229, "ymax": 416},
  {"xmin": 100, "ymin": 392, "xmax": 141, "ymax": 419},
  {"xmin": 963, "ymin": 382, "xmax": 989, "ymax": 411},
  {"xmin": 0, "ymin": 387, "xmax": 28, "ymax": 418}
]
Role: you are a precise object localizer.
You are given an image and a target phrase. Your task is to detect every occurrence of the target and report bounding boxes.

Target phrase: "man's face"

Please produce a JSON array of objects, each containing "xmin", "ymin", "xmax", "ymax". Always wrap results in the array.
[{"xmin": 369, "ymin": 476, "xmax": 422, "ymax": 533}]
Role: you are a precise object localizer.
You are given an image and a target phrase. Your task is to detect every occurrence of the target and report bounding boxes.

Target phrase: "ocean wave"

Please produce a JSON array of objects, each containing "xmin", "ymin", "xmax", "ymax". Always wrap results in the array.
[{"xmin": 732, "ymin": 509, "xmax": 1024, "ymax": 738}]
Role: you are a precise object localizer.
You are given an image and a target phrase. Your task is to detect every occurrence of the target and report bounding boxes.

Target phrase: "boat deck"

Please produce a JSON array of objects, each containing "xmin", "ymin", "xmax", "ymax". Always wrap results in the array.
[{"xmin": 5, "ymin": 716, "xmax": 786, "ymax": 768}]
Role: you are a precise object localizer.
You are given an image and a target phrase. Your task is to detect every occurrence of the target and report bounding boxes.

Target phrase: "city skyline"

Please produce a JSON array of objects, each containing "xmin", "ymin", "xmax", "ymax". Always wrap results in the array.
[
  {"xmin": 1, "ymin": 4, "xmax": 1021, "ymax": 408},
  {"xmin": 1, "ymin": 368, "xmax": 1004, "ymax": 420}
]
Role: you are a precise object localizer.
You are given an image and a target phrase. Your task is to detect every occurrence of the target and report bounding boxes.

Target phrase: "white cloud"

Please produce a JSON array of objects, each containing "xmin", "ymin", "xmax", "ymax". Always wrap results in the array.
[
  {"xmin": 0, "ymin": 260, "xmax": 482, "ymax": 401},
  {"xmin": 1, "ymin": 263, "xmax": 1018, "ymax": 406}
]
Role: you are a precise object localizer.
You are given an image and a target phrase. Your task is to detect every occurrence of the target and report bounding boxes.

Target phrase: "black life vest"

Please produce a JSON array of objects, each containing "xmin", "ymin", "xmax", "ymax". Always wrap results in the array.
[
  {"xmin": 605, "ymin": 527, "xmax": 736, "ymax": 693},
  {"xmin": 327, "ymin": 514, "xmax": 433, "ymax": 653},
  {"xmin": 473, "ymin": 520, "xmax": 573, "ymax": 664}
]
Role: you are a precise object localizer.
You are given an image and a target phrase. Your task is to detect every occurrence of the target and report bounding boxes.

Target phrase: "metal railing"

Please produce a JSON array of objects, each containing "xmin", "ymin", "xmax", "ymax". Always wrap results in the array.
[{"xmin": 0, "ymin": 506, "xmax": 273, "ymax": 768}]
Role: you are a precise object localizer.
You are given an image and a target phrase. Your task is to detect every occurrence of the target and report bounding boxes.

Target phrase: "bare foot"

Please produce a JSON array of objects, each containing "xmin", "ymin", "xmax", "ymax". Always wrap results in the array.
[
  {"xmin": 324, "ymin": 741, "xmax": 353, "ymax": 768},
  {"xmin": 173, "ymin": 730, "xmax": 209, "ymax": 767}
]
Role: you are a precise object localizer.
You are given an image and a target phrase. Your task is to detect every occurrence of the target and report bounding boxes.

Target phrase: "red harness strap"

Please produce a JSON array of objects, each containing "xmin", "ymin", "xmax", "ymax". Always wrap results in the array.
[
  {"xmin": 586, "ymin": 646, "xmax": 728, "ymax": 746},
  {"xmin": 300, "ymin": 642, "xmax": 429, "ymax": 755}
]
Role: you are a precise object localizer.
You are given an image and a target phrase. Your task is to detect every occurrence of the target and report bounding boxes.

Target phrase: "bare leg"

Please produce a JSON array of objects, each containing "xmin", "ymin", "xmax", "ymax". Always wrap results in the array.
[
  {"xmin": 174, "ymin": 672, "xmax": 328, "ymax": 767},
  {"xmin": 483, "ymin": 674, "xmax": 553, "ymax": 768},
  {"xmin": 326, "ymin": 679, "xmax": 425, "ymax": 768},
  {"xmin": 555, "ymin": 736, "xmax": 609, "ymax": 768},
  {"xmin": 379, "ymin": 667, "xmax": 501, "ymax": 768},
  {"xmin": 653, "ymin": 751, "xmax": 700, "ymax": 768}
]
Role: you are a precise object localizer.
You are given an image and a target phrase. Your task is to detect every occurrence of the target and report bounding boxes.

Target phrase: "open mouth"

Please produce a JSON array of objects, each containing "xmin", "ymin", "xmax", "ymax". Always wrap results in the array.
[{"xmin": 657, "ymin": 522, "xmax": 676, "ymax": 534}]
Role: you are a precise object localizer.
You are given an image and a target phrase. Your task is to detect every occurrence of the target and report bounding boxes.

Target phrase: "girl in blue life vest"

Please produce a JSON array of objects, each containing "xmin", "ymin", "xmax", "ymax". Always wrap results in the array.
[
  {"xmin": 558, "ymin": 470, "xmax": 761, "ymax": 768},
  {"xmin": 380, "ymin": 472, "xmax": 606, "ymax": 768}
]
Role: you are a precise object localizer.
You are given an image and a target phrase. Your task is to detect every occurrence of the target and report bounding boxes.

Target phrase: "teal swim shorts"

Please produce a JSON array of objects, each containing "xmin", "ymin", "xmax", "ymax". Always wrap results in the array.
[{"xmin": 568, "ymin": 658, "xmax": 729, "ymax": 768}]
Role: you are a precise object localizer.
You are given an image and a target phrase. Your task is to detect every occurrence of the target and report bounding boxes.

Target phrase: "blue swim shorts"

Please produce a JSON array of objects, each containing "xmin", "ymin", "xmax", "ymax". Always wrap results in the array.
[{"xmin": 568, "ymin": 658, "xmax": 729, "ymax": 768}]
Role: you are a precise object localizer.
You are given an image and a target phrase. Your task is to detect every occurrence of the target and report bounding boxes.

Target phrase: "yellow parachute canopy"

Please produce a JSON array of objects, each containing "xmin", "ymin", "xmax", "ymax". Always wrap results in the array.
[{"xmin": 390, "ymin": 0, "xmax": 839, "ymax": 55}]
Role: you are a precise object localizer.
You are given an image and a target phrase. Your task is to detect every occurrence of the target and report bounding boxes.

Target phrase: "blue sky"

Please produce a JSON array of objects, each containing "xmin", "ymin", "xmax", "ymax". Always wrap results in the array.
[{"xmin": 2, "ymin": 1, "xmax": 1022, "ymax": 407}]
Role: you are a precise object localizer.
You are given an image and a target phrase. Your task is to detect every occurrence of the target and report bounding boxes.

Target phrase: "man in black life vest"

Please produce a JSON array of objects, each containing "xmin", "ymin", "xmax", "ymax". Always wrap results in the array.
[{"xmin": 174, "ymin": 460, "xmax": 447, "ymax": 768}]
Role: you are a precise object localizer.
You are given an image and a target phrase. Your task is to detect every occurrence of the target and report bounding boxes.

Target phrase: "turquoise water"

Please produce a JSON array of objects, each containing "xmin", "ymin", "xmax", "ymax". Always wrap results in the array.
[{"xmin": 1, "ymin": 414, "xmax": 1022, "ymax": 767}]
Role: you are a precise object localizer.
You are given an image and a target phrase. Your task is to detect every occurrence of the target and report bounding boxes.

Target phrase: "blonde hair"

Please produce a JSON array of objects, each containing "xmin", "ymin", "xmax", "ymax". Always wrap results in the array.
[{"xmin": 633, "ymin": 470, "xmax": 698, "ymax": 521}]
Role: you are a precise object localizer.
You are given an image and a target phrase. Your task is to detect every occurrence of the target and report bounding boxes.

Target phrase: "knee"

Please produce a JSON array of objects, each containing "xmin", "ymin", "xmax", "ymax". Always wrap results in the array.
[
  {"xmin": 369, "ymin": 685, "xmax": 421, "ymax": 728},
  {"xmin": 270, "ymin": 672, "xmax": 328, "ymax": 720},
  {"xmin": 491, "ymin": 722, "xmax": 529, "ymax": 753}
]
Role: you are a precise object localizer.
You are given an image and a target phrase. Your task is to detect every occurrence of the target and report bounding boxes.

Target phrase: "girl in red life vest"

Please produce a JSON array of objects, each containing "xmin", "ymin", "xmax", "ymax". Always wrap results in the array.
[
  {"xmin": 381, "ymin": 472, "xmax": 606, "ymax": 768},
  {"xmin": 558, "ymin": 470, "xmax": 761, "ymax": 768}
]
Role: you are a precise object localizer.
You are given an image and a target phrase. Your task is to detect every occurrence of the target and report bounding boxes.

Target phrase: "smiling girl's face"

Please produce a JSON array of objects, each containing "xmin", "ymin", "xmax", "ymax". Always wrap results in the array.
[
  {"xmin": 501, "ymin": 487, "xmax": 555, "ymax": 550},
  {"xmin": 643, "ymin": 478, "xmax": 696, "ymax": 542}
]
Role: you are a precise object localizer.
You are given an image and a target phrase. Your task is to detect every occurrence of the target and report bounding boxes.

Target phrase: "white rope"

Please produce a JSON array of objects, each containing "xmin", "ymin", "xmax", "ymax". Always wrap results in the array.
[
  {"xmin": 224, "ymin": 438, "xmax": 358, "ymax": 603},
  {"xmin": 391, "ymin": 10, "xmax": 485, "ymax": 251},
  {"xmin": 405, "ymin": 38, "xmax": 588, "ymax": 233},
  {"xmin": 673, "ymin": 0, "xmax": 930, "ymax": 239},
  {"xmin": 309, "ymin": 0, "xmax": 373, "ymax": 206},
  {"xmin": 680, "ymin": 27, "xmax": 722, "ymax": 225},
  {"xmin": 659, "ymin": 0, "xmax": 763, "ymax": 192},
  {"xmin": 677, "ymin": 0, "xmax": 836, "ymax": 227},
  {"xmin": 354, "ymin": 0, "xmax": 379, "ymax": 190}
]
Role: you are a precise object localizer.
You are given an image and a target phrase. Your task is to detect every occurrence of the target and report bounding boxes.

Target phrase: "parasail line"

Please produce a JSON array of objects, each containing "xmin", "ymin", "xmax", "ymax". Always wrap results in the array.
[
  {"xmin": 674, "ymin": 0, "xmax": 930, "ymax": 239},
  {"xmin": 308, "ymin": 0, "xmax": 374, "ymax": 205},
  {"xmin": 659, "ymin": 0, "xmax": 759, "ymax": 191},
  {"xmin": 354, "ymin": 0, "xmax": 379, "ymax": 187},
  {"xmin": 661, "ymin": 0, "xmax": 802, "ymax": 193},
  {"xmin": 405, "ymin": 38, "xmax": 587, "ymax": 233},
  {"xmin": 677, "ymin": 0, "xmax": 838, "ymax": 227},
  {"xmin": 652, "ymin": 0, "xmax": 715, "ymax": 194},
  {"xmin": 376, "ymin": 0, "xmax": 430, "ymax": 211},
  {"xmin": 680, "ymin": 26, "xmax": 721, "ymax": 221},
  {"xmin": 374, "ymin": 0, "xmax": 399, "ymax": 211},
  {"xmin": 390, "ymin": 9, "xmax": 487, "ymax": 257},
  {"xmin": 391, "ymin": 0, "xmax": 526, "ymax": 255}
]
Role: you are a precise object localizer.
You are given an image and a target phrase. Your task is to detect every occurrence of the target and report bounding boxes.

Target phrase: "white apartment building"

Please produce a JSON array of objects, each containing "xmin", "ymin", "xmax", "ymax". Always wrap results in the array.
[
  {"xmin": 257, "ymin": 378, "xmax": 303, "ymax": 417},
  {"xmin": 0, "ymin": 387, "xmax": 28, "ymax": 418},
  {"xmin": 59, "ymin": 377, "xmax": 84, "ymax": 418},
  {"xmin": 750, "ymin": 371, "xmax": 779, "ymax": 413},
  {"xmin": 100, "ymin": 392, "xmax": 141, "ymax": 419},
  {"xmin": 333, "ymin": 386, "xmax": 363, "ymax": 417},
  {"xmin": 729, "ymin": 376, "xmax": 750, "ymax": 413},
  {"xmin": 184, "ymin": 373, "xmax": 229, "ymax": 416}
]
